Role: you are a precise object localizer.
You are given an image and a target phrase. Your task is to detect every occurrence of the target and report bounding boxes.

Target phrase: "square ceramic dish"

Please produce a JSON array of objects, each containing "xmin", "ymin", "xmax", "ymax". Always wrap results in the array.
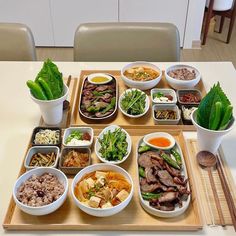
[
  {"xmin": 151, "ymin": 88, "xmax": 177, "ymax": 104},
  {"xmin": 59, "ymin": 147, "xmax": 91, "ymax": 175},
  {"xmin": 180, "ymin": 105, "xmax": 198, "ymax": 125},
  {"xmin": 31, "ymin": 126, "xmax": 62, "ymax": 147},
  {"xmin": 63, "ymin": 127, "xmax": 93, "ymax": 147},
  {"xmin": 24, "ymin": 146, "xmax": 60, "ymax": 170},
  {"xmin": 177, "ymin": 89, "xmax": 202, "ymax": 105},
  {"xmin": 152, "ymin": 104, "xmax": 180, "ymax": 125}
]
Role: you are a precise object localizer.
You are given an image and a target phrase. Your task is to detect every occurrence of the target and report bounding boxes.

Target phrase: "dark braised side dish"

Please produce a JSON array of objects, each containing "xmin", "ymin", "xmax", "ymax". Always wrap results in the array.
[
  {"xmin": 80, "ymin": 78, "xmax": 116, "ymax": 118},
  {"xmin": 138, "ymin": 147, "xmax": 190, "ymax": 211}
]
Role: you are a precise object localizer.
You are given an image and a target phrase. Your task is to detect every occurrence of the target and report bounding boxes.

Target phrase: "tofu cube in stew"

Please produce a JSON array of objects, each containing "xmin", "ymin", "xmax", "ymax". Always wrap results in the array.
[
  {"xmin": 85, "ymin": 178, "xmax": 95, "ymax": 188},
  {"xmin": 116, "ymin": 190, "xmax": 129, "ymax": 202},
  {"xmin": 88, "ymin": 196, "xmax": 101, "ymax": 208}
]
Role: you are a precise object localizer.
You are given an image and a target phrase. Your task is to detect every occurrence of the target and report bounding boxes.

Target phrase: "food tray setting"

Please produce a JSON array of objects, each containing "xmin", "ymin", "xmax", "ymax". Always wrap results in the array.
[
  {"xmin": 72, "ymin": 69, "xmax": 206, "ymax": 131},
  {"xmin": 3, "ymin": 126, "xmax": 203, "ymax": 231}
]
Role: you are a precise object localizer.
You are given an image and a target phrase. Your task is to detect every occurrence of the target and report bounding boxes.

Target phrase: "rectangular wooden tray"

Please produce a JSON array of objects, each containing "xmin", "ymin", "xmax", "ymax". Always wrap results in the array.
[
  {"xmin": 3, "ymin": 127, "xmax": 203, "ymax": 231},
  {"xmin": 71, "ymin": 70, "xmax": 207, "ymax": 131}
]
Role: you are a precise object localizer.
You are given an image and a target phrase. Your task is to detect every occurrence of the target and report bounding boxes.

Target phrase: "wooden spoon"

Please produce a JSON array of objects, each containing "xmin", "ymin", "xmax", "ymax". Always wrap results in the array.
[{"xmin": 196, "ymin": 151, "xmax": 225, "ymax": 226}]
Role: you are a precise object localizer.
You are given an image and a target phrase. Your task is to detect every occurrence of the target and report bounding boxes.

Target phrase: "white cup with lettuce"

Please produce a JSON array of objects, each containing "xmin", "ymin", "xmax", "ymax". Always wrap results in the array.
[
  {"xmin": 27, "ymin": 59, "xmax": 68, "ymax": 125},
  {"xmin": 191, "ymin": 82, "xmax": 234, "ymax": 154}
]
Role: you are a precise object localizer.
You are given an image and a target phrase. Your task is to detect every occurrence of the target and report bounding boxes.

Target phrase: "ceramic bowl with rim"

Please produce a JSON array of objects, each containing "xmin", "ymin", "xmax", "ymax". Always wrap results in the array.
[
  {"xmin": 153, "ymin": 104, "xmax": 181, "ymax": 125},
  {"xmin": 24, "ymin": 146, "xmax": 60, "ymax": 171},
  {"xmin": 13, "ymin": 167, "xmax": 68, "ymax": 216},
  {"xmin": 95, "ymin": 125, "xmax": 132, "ymax": 164},
  {"xmin": 143, "ymin": 132, "xmax": 176, "ymax": 150},
  {"xmin": 119, "ymin": 88, "xmax": 150, "ymax": 118},
  {"xmin": 151, "ymin": 88, "xmax": 177, "ymax": 104},
  {"xmin": 165, "ymin": 64, "xmax": 201, "ymax": 90},
  {"xmin": 87, "ymin": 73, "xmax": 113, "ymax": 85},
  {"xmin": 121, "ymin": 61, "xmax": 162, "ymax": 90},
  {"xmin": 136, "ymin": 137, "xmax": 191, "ymax": 218},
  {"xmin": 71, "ymin": 163, "xmax": 134, "ymax": 217},
  {"xmin": 63, "ymin": 127, "xmax": 94, "ymax": 147}
]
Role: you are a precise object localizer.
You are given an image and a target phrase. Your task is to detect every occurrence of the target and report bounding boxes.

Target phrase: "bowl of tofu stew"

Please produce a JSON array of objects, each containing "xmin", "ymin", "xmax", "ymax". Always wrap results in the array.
[{"xmin": 71, "ymin": 163, "xmax": 134, "ymax": 217}]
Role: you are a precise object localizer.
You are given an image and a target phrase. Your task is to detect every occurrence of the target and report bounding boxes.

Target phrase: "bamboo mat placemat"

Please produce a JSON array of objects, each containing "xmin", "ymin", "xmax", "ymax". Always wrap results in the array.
[
  {"xmin": 39, "ymin": 76, "xmax": 79, "ymax": 128},
  {"xmin": 187, "ymin": 139, "xmax": 236, "ymax": 225}
]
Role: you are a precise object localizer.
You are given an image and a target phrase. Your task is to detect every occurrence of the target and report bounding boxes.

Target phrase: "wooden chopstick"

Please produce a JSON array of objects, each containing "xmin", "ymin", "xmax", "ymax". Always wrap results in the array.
[{"xmin": 216, "ymin": 155, "xmax": 236, "ymax": 231}]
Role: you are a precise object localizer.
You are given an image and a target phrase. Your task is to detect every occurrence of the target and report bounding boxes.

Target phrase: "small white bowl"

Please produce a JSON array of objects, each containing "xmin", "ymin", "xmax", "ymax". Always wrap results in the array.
[
  {"xmin": 143, "ymin": 132, "xmax": 176, "ymax": 150},
  {"xmin": 63, "ymin": 127, "xmax": 93, "ymax": 147},
  {"xmin": 95, "ymin": 125, "xmax": 132, "ymax": 164},
  {"xmin": 71, "ymin": 163, "xmax": 134, "ymax": 217},
  {"xmin": 119, "ymin": 88, "xmax": 150, "ymax": 118},
  {"xmin": 153, "ymin": 104, "xmax": 181, "ymax": 125},
  {"xmin": 165, "ymin": 64, "xmax": 201, "ymax": 90},
  {"xmin": 151, "ymin": 88, "xmax": 177, "ymax": 104},
  {"xmin": 13, "ymin": 167, "xmax": 68, "ymax": 216},
  {"xmin": 87, "ymin": 73, "xmax": 113, "ymax": 85},
  {"xmin": 24, "ymin": 146, "xmax": 60, "ymax": 171},
  {"xmin": 121, "ymin": 61, "xmax": 162, "ymax": 90}
]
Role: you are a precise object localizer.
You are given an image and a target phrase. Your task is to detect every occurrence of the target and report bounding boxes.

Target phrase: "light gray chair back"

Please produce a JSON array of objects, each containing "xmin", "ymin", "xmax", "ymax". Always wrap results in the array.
[
  {"xmin": 74, "ymin": 22, "xmax": 180, "ymax": 62},
  {"xmin": 0, "ymin": 23, "xmax": 36, "ymax": 61}
]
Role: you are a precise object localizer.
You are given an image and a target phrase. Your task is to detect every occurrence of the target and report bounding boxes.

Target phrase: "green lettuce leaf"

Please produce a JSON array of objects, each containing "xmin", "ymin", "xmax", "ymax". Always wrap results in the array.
[
  {"xmin": 197, "ymin": 82, "xmax": 232, "ymax": 130},
  {"xmin": 35, "ymin": 59, "xmax": 63, "ymax": 99}
]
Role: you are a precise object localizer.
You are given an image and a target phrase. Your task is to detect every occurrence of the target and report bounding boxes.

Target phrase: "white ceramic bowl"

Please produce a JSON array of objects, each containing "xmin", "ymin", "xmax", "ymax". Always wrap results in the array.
[
  {"xmin": 165, "ymin": 64, "xmax": 201, "ymax": 90},
  {"xmin": 121, "ymin": 61, "xmax": 162, "ymax": 90},
  {"xmin": 24, "ymin": 146, "xmax": 60, "ymax": 170},
  {"xmin": 151, "ymin": 88, "xmax": 177, "ymax": 104},
  {"xmin": 95, "ymin": 125, "xmax": 132, "ymax": 164},
  {"xmin": 87, "ymin": 73, "xmax": 113, "ymax": 85},
  {"xmin": 71, "ymin": 163, "xmax": 134, "ymax": 217},
  {"xmin": 136, "ymin": 137, "xmax": 191, "ymax": 218},
  {"xmin": 13, "ymin": 167, "xmax": 68, "ymax": 216},
  {"xmin": 153, "ymin": 104, "xmax": 181, "ymax": 125},
  {"xmin": 63, "ymin": 127, "xmax": 94, "ymax": 147},
  {"xmin": 119, "ymin": 88, "xmax": 150, "ymax": 118},
  {"xmin": 143, "ymin": 132, "xmax": 176, "ymax": 150}
]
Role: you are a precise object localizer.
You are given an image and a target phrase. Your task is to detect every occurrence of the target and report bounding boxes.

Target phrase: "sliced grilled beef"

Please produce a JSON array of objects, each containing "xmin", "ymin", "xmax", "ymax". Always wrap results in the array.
[
  {"xmin": 151, "ymin": 158, "xmax": 163, "ymax": 169},
  {"xmin": 157, "ymin": 170, "xmax": 181, "ymax": 188},
  {"xmin": 95, "ymin": 111, "xmax": 113, "ymax": 118},
  {"xmin": 95, "ymin": 85, "xmax": 109, "ymax": 92},
  {"xmin": 165, "ymin": 163, "xmax": 181, "ymax": 177},
  {"xmin": 173, "ymin": 177, "xmax": 187, "ymax": 186},
  {"xmin": 156, "ymin": 203, "xmax": 175, "ymax": 211},
  {"xmin": 145, "ymin": 167, "xmax": 158, "ymax": 183},
  {"xmin": 138, "ymin": 153, "xmax": 153, "ymax": 168},
  {"xmin": 100, "ymin": 93, "xmax": 112, "ymax": 103},
  {"xmin": 158, "ymin": 192, "xmax": 179, "ymax": 203}
]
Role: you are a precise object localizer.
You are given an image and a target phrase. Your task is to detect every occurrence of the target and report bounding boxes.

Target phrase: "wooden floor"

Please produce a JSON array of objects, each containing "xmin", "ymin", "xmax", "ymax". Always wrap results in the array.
[{"xmin": 36, "ymin": 18, "xmax": 236, "ymax": 67}]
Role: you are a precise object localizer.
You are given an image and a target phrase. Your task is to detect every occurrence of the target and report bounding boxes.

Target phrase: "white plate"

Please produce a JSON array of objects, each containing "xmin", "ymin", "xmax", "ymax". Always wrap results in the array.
[
  {"xmin": 95, "ymin": 125, "xmax": 132, "ymax": 164},
  {"xmin": 136, "ymin": 135, "xmax": 191, "ymax": 218}
]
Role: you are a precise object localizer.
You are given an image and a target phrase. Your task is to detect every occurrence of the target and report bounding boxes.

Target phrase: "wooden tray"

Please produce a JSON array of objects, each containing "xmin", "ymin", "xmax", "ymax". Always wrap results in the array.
[
  {"xmin": 3, "ymin": 127, "xmax": 203, "ymax": 231},
  {"xmin": 186, "ymin": 139, "xmax": 236, "ymax": 226},
  {"xmin": 71, "ymin": 70, "xmax": 207, "ymax": 131}
]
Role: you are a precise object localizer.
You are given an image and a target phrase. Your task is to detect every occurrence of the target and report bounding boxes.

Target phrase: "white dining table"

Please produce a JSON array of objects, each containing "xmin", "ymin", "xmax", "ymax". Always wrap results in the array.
[{"xmin": 0, "ymin": 61, "xmax": 236, "ymax": 236}]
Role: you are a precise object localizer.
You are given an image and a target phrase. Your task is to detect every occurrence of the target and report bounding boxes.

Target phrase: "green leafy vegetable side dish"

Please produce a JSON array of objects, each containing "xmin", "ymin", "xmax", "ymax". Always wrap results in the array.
[
  {"xmin": 98, "ymin": 128, "xmax": 128, "ymax": 161},
  {"xmin": 65, "ymin": 130, "xmax": 83, "ymax": 144},
  {"xmin": 121, "ymin": 89, "xmax": 146, "ymax": 115},
  {"xmin": 197, "ymin": 82, "xmax": 233, "ymax": 130},
  {"xmin": 153, "ymin": 92, "xmax": 164, "ymax": 99},
  {"xmin": 26, "ymin": 59, "xmax": 64, "ymax": 100}
]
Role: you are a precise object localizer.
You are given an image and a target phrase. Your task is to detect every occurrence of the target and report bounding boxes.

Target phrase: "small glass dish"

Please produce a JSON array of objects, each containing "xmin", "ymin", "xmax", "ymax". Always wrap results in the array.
[
  {"xmin": 177, "ymin": 89, "xmax": 202, "ymax": 105},
  {"xmin": 151, "ymin": 88, "xmax": 177, "ymax": 104}
]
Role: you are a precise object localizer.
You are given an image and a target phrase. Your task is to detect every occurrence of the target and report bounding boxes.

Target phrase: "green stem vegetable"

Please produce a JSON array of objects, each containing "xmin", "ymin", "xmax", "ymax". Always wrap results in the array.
[
  {"xmin": 37, "ymin": 77, "xmax": 54, "ymax": 100},
  {"xmin": 209, "ymin": 101, "xmax": 223, "ymax": 130},
  {"xmin": 139, "ymin": 167, "xmax": 146, "ymax": 178},
  {"xmin": 141, "ymin": 192, "xmax": 161, "ymax": 200},
  {"xmin": 138, "ymin": 145, "xmax": 151, "ymax": 153},
  {"xmin": 160, "ymin": 152, "xmax": 180, "ymax": 170},
  {"xmin": 219, "ymin": 105, "xmax": 233, "ymax": 130},
  {"xmin": 170, "ymin": 148, "xmax": 182, "ymax": 167},
  {"xmin": 26, "ymin": 80, "xmax": 47, "ymax": 100}
]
